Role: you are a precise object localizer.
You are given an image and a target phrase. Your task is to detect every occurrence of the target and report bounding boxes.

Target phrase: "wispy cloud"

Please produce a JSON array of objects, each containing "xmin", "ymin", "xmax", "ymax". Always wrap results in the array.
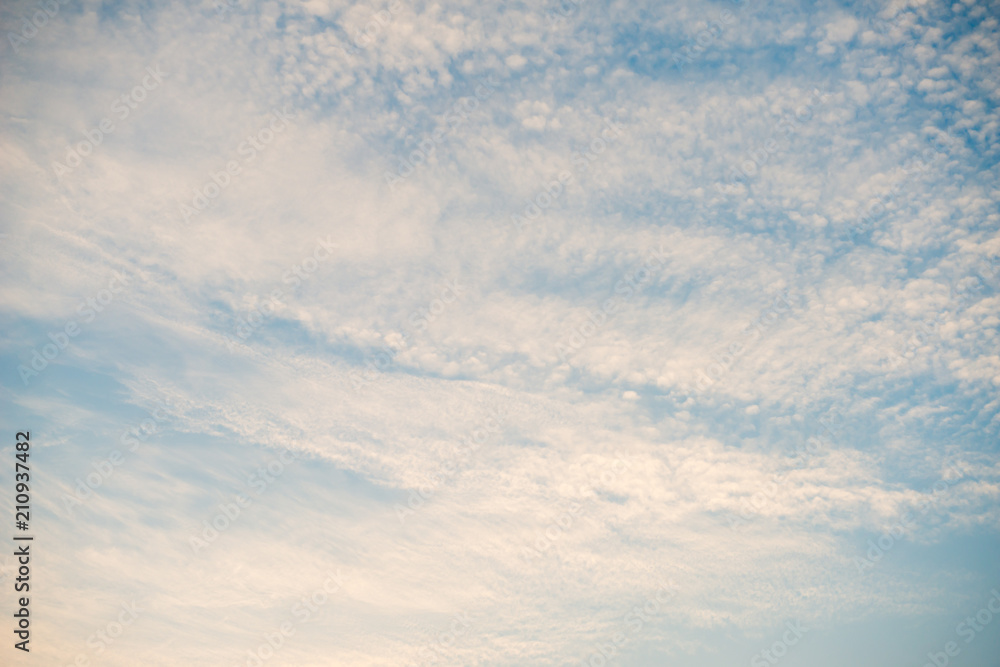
[{"xmin": 1, "ymin": 0, "xmax": 998, "ymax": 664}]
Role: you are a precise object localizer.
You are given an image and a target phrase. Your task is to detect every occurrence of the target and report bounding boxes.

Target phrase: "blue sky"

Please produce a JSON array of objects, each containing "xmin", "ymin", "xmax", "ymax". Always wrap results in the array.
[{"xmin": 1, "ymin": 0, "xmax": 999, "ymax": 665}]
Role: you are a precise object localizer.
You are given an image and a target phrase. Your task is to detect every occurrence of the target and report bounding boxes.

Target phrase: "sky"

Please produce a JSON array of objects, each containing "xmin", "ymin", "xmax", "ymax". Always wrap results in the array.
[{"xmin": 0, "ymin": 0, "xmax": 999, "ymax": 665}]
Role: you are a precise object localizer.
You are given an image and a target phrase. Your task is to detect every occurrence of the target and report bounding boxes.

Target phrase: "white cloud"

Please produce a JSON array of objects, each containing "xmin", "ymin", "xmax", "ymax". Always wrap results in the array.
[{"xmin": 1, "ymin": 0, "xmax": 998, "ymax": 664}]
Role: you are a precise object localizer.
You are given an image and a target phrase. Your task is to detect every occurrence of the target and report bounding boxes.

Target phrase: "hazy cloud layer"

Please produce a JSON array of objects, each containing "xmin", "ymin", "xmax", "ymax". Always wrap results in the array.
[{"xmin": 1, "ymin": 0, "xmax": 999, "ymax": 665}]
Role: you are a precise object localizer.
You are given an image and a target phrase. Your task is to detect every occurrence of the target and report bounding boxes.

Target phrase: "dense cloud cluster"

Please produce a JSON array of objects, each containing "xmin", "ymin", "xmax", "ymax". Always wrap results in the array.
[{"xmin": 1, "ymin": 0, "xmax": 998, "ymax": 664}]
